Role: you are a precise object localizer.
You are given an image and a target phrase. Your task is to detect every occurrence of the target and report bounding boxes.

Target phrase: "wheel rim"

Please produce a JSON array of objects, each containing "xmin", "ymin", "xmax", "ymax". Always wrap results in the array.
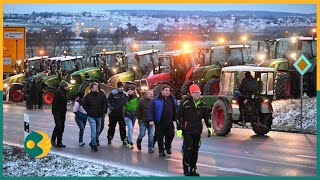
[
  {"xmin": 286, "ymin": 79, "xmax": 291, "ymax": 96},
  {"xmin": 214, "ymin": 106, "xmax": 225, "ymax": 130},
  {"xmin": 85, "ymin": 86, "xmax": 91, "ymax": 95},
  {"xmin": 44, "ymin": 92, "xmax": 55, "ymax": 104},
  {"xmin": 212, "ymin": 83, "xmax": 220, "ymax": 95},
  {"xmin": 10, "ymin": 89, "xmax": 24, "ymax": 102}
]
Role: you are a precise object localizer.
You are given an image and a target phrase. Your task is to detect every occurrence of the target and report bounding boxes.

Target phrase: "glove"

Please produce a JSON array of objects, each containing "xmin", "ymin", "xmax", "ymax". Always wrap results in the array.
[
  {"xmin": 208, "ymin": 128, "xmax": 213, "ymax": 137},
  {"xmin": 177, "ymin": 130, "xmax": 183, "ymax": 139}
]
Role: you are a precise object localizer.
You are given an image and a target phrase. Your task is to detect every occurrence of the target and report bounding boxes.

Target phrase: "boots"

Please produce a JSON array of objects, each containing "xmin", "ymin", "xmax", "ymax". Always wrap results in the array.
[
  {"xmin": 183, "ymin": 163, "xmax": 192, "ymax": 176},
  {"xmin": 190, "ymin": 168, "xmax": 200, "ymax": 176},
  {"xmin": 137, "ymin": 139, "xmax": 142, "ymax": 150}
]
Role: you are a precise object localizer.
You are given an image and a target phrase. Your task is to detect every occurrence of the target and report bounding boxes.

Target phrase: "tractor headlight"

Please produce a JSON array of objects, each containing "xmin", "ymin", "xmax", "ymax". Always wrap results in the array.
[
  {"xmin": 4, "ymin": 83, "xmax": 8, "ymax": 89},
  {"xmin": 141, "ymin": 86, "xmax": 149, "ymax": 91},
  {"xmin": 113, "ymin": 68, "xmax": 117, "ymax": 73},
  {"xmin": 70, "ymin": 79, "xmax": 76, "ymax": 84}
]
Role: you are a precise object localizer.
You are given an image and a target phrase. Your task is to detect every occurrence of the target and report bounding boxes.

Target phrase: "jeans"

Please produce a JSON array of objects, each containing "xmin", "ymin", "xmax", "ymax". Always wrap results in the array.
[
  {"xmin": 137, "ymin": 121, "xmax": 154, "ymax": 148},
  {"xmin": 52, "ymin": 112, "xmax": 66, "ymax": 144},
  {"xmin": 87, "ymin": 116, "xmax": 101, "ymax": 146},
  {"xmin": 75, "ymin": 115, "xmax": 87, "ymax": 143},
  {"xmin": 124, "ymin": 116, "xmax": 136, "ymax": 143}
]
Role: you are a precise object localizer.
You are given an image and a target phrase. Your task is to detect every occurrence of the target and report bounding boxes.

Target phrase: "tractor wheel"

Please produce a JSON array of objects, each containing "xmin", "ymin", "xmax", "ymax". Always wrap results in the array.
[
  {"xmin": 9, "ymin": 85, "xmax": 24, "ymax": 103},
  {"xmin": 275, "ymin": 72, "xmax": 290, "ymax": 99},
  {"xmin": 79, "ymin": 82, "xmax": 90, "ymax": 96},
  {"xmin": 306, "ymin": 68, "xmax": 316, "ymax": 97},
  {"xmin": 211, "ymin": 99, "xmax": 232, "ymax": 136},
  {"xmin": 203, "ymin": 78, "xmax": 220, "ymax": 95},
  {"xmin": 252, "ymin": 114, "xmax": 273, "ymax": 136},
  {"xmin": 43, "ymin": 89, "xmax": 56, "ymax": 105},
  {"xmin": 180, "ymin": 80, "xmax": 193, "ymax": 95},
  {"xmin": 153, "ymin": 84, "xmax": 175, "ymax": 97}
]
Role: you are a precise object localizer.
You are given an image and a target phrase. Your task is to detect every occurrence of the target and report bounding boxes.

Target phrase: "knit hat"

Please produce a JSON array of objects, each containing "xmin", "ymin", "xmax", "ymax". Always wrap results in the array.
[
  {"xmin": 59, "ymin": 80, "xmax": 68, "ymax": 88},
  {"xmin": 125, "ymin": 85, "xmax": 134, "ymax": 91},
  {"xmin": 189, "ymin": 84, "xmax": 201, "ymax": 94},
  {"xmin": 117, "ymin": 82, "xmax": 124, "ymax": 88}
]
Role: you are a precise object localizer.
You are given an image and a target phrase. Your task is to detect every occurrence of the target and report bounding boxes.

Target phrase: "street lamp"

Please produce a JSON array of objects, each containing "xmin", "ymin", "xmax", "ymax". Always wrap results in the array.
[
  {"xmin": 63, "ymin": 50, "xmax": 67, "ymax": 57},
  {"xmin": 241, "ymin": 35, "xmax": 248, "ymax": 43},
  {"xmin": 290, "ymin": 52, "xmax": 297, "ymax": 60},
  {"xmin": 218, "ymin": 37, "xmax": 225, "ymax": 44}
]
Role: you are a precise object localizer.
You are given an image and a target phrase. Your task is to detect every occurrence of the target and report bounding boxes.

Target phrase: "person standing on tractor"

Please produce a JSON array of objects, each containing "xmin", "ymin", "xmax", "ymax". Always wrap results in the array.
[
  {"xmin": 107, "ymin": 82, "xmax": 128, "ymax": 145},
  {"xmin": 148, "ymin": 85, "xmax": 177, "ymax": 157},
  {"xmin": 123, "ymin": 85, "xmax": 139, "ymax": 149},
  {"xmin": 177, "ymin": 84, "xmax": 213, "ymax": 176},
  {"xmin": 83, "ymin": 82, "xmax": 107, "ymax": 151},
  {"xmin": 51, "ymin": 81, "xmax": 69, "ymax": 148},
  {"xmin": 73, "ymin": 92, "xmax": 88, "ymax": 146},
  {"xmin": 136, "ymin": 89, "xmax": 155, "ymax": 153}
]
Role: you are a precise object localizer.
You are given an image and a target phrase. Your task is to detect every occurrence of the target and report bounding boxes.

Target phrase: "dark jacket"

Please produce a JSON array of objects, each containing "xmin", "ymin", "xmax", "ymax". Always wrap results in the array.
[
  {"xmin": 148, "ymin": 94, "xmax": 178, "ymax": 123},
  {"xmin": 52, "ymin": 87, "xmax": 68, "ymax": 113},
  {"xmin": 177, "ymin": 95, "xmax": 211, "ymax": 135},
  {"xmin": 239, "ymin": 76, "xmax": 258, "ymax": 97},
  {"xmin": 108, "ymin": 89, "xmax": 128, "ymax": 114},
  {"xmin": 83, "ymin": 92, "xmax": 107, "ymax": 118},
  {"xmin": 136, "ymin": 96, "xmax": 151, "ymax": 125}
]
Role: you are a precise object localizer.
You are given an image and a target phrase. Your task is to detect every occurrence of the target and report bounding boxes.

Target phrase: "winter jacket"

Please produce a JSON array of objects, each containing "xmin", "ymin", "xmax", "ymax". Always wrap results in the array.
[
  {"xmin": 177, "ymin": 95, "xmax": 211, "ymax": 135},
  {"xmin": 123, "ymin": 94, "xmax": 139, "ymax": 118},
  {"xmin": 148, "ymin": 94, "xmax": 178, "ymax": 123},
  {"xmin": 73, "ymin": 98, "xmax": 87, "ymax": 121},
  {"xmin": 52, "ymin": 88, "xmax": 68, "ymax": 113},
  {"xmin": 83, "ymin": 92, "xmax": 107, "ymax": 118},
  {"xmin": 136, "ymin": 96, "xmax": 151, "ymax": 125},
  {"xmin": 108, "ymin": 89, "xmax": 128, "ymax": 114},
  {"xmin": 239, "ymin": 76, "xmax": 258, "ymax": 97}
]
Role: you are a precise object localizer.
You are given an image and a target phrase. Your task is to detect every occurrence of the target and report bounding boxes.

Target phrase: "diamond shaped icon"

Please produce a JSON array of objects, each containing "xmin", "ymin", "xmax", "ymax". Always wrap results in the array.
[{"xmin": 293, "ymin": 54, "xmax": 312, "ymax": 76}]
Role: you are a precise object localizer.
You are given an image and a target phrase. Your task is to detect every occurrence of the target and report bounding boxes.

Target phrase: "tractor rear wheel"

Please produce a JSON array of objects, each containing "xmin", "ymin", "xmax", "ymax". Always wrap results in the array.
[
  {"xmin": 252, "ymin": 114, "xmax": 273, "ymax": 136},
  {"xmin": 275, "ymin": 72, "xmax": 290, "ymax": 99},
  {"xmin": 43, "ymin": 89, "xmax": 56, "ymax": 105},
  {"xmin": 203, "ymin": 78, "xmax": 220, "ymax": 95},
  {"xmin": 211, "ymin": 99, "xmax": 232, "ymax": 136},
  {"xmin": 180, "ymin": 80, "xmax": 193, "ymax": 95}
]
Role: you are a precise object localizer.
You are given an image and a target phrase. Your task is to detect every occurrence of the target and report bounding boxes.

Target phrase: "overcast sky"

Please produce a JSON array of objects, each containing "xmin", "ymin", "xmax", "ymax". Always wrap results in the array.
[{"xmin": 4, "ymin": 4, "xmax": 316, "ymax": 14}]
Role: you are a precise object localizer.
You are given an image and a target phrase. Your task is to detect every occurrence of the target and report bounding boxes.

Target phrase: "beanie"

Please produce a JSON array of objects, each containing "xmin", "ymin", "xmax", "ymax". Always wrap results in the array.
[
  {"xmin": 189, "ymin": 84, "xmax": 201, "ymax": 94},
  {"xmin": 117, "ymin": 82, "xmax": 124, "ymax": 88}
]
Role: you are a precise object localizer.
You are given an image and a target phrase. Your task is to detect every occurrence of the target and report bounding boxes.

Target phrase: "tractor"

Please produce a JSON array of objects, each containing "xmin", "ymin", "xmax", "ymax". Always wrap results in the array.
[
  {"xmin": 257, "ymin": 36, "xmax": 317, "ymax": 99},
  {"xmin": 3, "ymin": 56, "xmax": 50, "ymax": 102},
  {"xmin": 42, "ymin": 55, "xmax": 85, "ymax": 104},
  {"xmin": 202, "ymin": 66, "xmax": 275, "ymax": 136},
  {"xmin": 79, "ymin": 49, "xmax": 160, "ymax": 96},
  {"xmin": 139, "ymin": 50, "xmax": 197, "ymax": 98},
  {"xmin": 67, "ymin": 51, "xmax": 125, "ymax": 97},
  {"xmin": 181, "ymin": 45, "xmax": 253, "ymax": 96}
]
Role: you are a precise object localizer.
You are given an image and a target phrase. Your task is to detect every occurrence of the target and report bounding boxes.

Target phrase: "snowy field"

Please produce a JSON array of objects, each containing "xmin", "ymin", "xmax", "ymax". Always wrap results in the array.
[{"xmin": 3, "ymin": 144, "xmax": 155, "ymax": 177}]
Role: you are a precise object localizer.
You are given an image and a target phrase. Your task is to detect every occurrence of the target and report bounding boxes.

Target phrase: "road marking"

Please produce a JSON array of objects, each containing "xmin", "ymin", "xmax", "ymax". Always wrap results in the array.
[
  {"xmin": 166, "ymin": 158, "xmax": 265, "ymax": 176},
  {"xmin": 296, "ymin": 155, "xmax": 317, "ymax": 159}
]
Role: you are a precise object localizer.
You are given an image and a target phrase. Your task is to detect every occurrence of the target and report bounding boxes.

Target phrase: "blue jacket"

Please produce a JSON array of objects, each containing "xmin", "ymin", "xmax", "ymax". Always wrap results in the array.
[{"xmin": 148, "ymin": 94, "xmax": 178, "ymax": 123}]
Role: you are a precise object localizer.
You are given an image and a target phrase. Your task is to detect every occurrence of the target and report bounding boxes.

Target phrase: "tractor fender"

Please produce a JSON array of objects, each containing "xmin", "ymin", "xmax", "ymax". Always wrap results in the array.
[{"xmin": 44, "ymin": 86, "xmax": 58, "ymax": 92}]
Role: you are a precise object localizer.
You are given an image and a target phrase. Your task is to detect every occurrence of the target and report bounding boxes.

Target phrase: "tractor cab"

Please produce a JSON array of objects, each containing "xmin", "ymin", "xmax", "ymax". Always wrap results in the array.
[
  {"xmin": 25, "ymin": 56, "xmax": 50, "ymax": 77},
  {"xmin": 54, "ymin": 56, "xmax": 84, "ymax": 80},
  {"xmin": 91, "ymin": 51, "xmax": 125, "ymax": 78},
  {"xmin": 209, "ymin": 45, "xmax": 252, "ymax": 66},
  {"xmin": 203, "ymin": 66, "xmax": 275, "ymax": 136}
]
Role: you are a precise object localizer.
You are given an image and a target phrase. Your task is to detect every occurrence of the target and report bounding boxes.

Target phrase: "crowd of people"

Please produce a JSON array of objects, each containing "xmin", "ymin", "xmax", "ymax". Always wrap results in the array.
[
  {"xmin": 50, "ymin": 81, "xmax": 213, "ymax": 176},
  {"xmin": 25, "ymin": 77, "xmax": 46, "ymax": 110}
]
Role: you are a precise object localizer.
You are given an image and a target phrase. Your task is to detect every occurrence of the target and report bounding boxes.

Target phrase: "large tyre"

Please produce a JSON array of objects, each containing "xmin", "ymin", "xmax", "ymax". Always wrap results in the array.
[
  {"xmin": 252, "ymin": 114, "xmax": 272, "ymax": 136},
  {"xmin": 275, "ymin": 72, "xmax": 290, "ymax": 99},
  {"xmin": 180, "ymin": 80, "xmax": 193, "ymax": 95},
  {"xmin": 9, "ymin": 85, "xmax": 24, "ymax": 103},
  {"xmin": 306, "ymin": 68, "xmax": 316, "ymax": 98},
  {"xmin": 204, "ymin": 78, "xmax": 220, "ymax": 95},
  {"xmin": 43, "ymin": 89, "xmax": 56, "ymax": 105},
  {"xmin": 211, "ymin": 99, "xmax": 232, "ymax": 136}
]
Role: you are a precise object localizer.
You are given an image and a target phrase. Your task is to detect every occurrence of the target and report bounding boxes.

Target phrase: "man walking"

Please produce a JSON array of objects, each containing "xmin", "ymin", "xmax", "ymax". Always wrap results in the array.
[
  {"xmin": 136, "ymin": 89, "xmax": 155, "ymax": 153},
  {"xmin": 83, "ymin": 82, "xmax": 107, "ymax": 151},
  {"xmin": 177, "ymin": 84, "xmax": 213, "ymax": 176},
  {"xmin": 107, "ymin": 82, "xmax": 128, "ymax": 145},
  {"xmin": 51, "ymin": 81, "xmax": 69, "ymax": 148},
  {"xmin": 148, "ymin": 85, "xmax": 177, "ymax": 157}
]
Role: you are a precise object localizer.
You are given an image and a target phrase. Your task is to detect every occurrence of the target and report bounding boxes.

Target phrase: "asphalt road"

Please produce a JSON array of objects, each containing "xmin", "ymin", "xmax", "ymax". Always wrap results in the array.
[{"xmin": 3, "ymin": 103, "xmax": 317, "ymax": 176}]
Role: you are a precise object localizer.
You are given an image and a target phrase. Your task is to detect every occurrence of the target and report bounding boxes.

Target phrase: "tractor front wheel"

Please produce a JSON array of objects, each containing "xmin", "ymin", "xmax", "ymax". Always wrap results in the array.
[
  {"xmin": 211, "ymin": 99, "xmax": 232, "ymax": 136},
  {"xmin": 204, "ymin": 78, "xmax": 220, "ymax": 95},
  {"xmin": 44, "ymin": 90, "xmax": 56, "ymax": 105},
  {"xmin": 9, "ymin": 85, "xmax": 24, "ymax": 103}
]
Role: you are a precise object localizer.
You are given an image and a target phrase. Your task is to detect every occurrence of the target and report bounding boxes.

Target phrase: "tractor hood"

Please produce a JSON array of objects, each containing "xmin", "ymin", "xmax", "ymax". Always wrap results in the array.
[
  {"xmin": 70, "ymin": 67, "xmax": 100, "ymax": 76},
  {"xmin": 107, "ymin": 70, "xmax": 135, "ymax": 88},
  {"xmin": 43, "ymin": 75, "xmax": 60, "ymax": 87},
  {"xmin": 3, "ymin": 73, "xmax": 26, "ymax": 85},
  {"xmin": 145, "ymin": 72, "xmax": 171, "ymax": 88}
]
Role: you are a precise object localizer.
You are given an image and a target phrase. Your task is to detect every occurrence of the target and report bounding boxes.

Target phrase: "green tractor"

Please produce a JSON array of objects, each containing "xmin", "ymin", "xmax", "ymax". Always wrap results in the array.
[
  {"xmin": 257, "ymin": 36, "xmax": 317, "ymax": 99},
  {"xmin": 66, "ymin": 50, "xmax": 125, "ymax": 96},
  {"xmin": 42, "ymin": 55, "xmax": 85, "ymax": 104},
  {"xmin": 181, "ymin": 45, "xmax": 253, "ymax": 96},
  {"xmin": 203, "ymin": 66, "xmax": 275, "ymax": 136},
  {"xmin": 3, "ymin": 56, "xmax": 50, "ymax": 102},
  {"xmin": 79, "ymin": 49, "xmax": 159, "ymax": 96}
]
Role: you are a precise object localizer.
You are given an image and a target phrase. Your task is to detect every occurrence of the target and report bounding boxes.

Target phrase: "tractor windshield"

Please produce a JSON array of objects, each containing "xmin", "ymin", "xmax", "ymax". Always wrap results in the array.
[
  {"xmin": 258, "ymin": 72, "xmax": 274, "ymax": 96},
  {"xmin": 299, "ymin": 40, "xmax": 317, "ymax": 59},
  {"xmin": 138, "ymin": 52, "xmax": 158, "ymax": 75},
  {"xmin": 229, "ymin": 48, "xmax": 250, "ymax": 65},
  {"xmin": 61, "ymin": 58, "xmax": 83, "ymax": 72},
  {"xmin": 27, "ymin": 60, "xmax": 42, "ymax": 74},
  {"xmin": 275, "ymin": 39, "xmax": 296, "ymax": 59}
]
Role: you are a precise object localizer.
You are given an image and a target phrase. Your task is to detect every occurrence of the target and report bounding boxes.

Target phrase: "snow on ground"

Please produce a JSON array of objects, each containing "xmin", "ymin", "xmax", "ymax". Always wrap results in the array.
[
  {"xmin": 271, "ymin": 96, "xmax": 317, "ymax": 134},
  {"xmin": 3, "ymin": 144, "xmax": 153, "ymax": 177}
]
